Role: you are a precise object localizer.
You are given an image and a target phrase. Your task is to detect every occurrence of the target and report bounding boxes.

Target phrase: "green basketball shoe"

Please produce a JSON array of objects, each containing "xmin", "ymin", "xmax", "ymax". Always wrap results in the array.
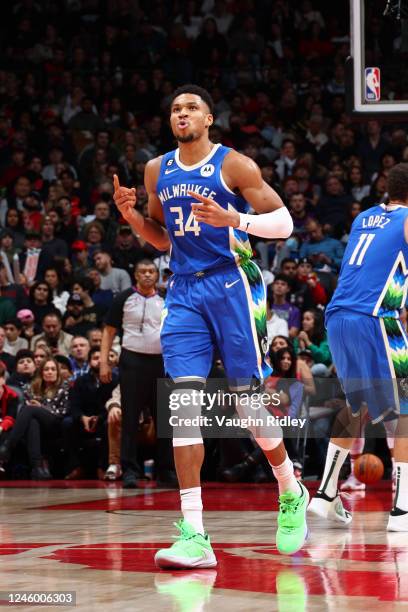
[
  {"xmin": 155, "ymin": 519, "xmax": 217, "ymax": 569},
  {"xmin": 276, "ymin": 482, "xmax": 309, "ymax": 555}
]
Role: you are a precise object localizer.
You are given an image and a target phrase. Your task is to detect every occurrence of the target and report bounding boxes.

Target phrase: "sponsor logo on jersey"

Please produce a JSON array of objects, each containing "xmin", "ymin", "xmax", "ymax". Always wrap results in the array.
[
  {"xmin": 164, "ymin": 168, "xmax": 177, "ymax": 175},
  {"xmin": 201, "ymin": 164, "xmax": 215, "ymax": 177}
]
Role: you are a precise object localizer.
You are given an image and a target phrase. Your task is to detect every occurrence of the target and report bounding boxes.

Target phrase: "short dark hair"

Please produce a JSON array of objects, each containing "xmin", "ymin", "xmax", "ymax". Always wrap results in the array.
[
  {"xmin": 15, "ymin": 349, "xmax": 34, "ymax": 363},
  {"xmin": 4, "ymin": 318, "xmax": 22, "ymax": 330},
  {"xmin": 387, "ymin": 163, "xmax": 408, "ymax": 202},
  {"xmin": 88, "ymin": 347, "xmax": 100, "ymax": 362},
  {"xmin": 273, "ymin": 273, "xmax": 291, "ymax": 286},
  {"xmin": 73, "ymin": 276, "xmax": 93, "ymax": 294},
  {"xmin": 281, "ymin": 258, "xmax": 298, "ymax": 267},
  {"xmin": 55, "ymin": 354, "xmax": 73, "ymax": 372},
  {"xmin": 43, "ymin": 311, "xmax": 62, "ymax": 323},
  {"xmin": 135, "ymin": 258, "xmax": 158, "ymax": 271},
  {"xmin": 170, "ymin": 85, "xmax": 214, "ymax": 115}
]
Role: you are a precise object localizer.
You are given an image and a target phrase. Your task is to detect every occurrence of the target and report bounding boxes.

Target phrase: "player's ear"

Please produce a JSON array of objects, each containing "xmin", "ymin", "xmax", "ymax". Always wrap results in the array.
[{"xmin": 205, "ymin": 113, "xmax": 214, "ymax": 128}]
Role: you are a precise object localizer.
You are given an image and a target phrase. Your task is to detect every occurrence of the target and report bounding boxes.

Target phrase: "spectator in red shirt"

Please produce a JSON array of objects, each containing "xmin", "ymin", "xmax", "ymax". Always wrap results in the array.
[
  {"xmin": 0, "ymin": 361, "xmax": 18, "ymax": 474},
  {"xmin": 296, "ymin": 257, "xmax": 327, "ymax": 306}
]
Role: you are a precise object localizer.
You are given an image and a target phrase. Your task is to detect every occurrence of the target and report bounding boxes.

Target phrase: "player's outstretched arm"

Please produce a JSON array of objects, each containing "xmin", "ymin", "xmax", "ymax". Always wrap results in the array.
[
  {"xmin": 113, "ymin": 159, "xmax": 170, "ymax": 251},
  {"xmin": 190, "ymin": 151, "xmax": 293, "ymax": 239}
]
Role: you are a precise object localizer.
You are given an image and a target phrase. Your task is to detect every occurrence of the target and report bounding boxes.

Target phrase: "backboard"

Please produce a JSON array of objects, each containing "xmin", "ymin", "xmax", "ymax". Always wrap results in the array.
[{"xmin": 348, "ymin": 0, "xmax": 408, "ymax": 115}]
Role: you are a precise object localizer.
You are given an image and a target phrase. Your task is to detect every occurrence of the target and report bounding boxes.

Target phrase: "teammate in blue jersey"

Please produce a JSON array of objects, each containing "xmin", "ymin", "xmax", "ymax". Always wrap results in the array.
[
  {"xmin": 113, "ymin": 84, "xmax": 309, "ymax": 567},
  {"xmin": 309, "ymin": 163, "xmax": 408, "ymax": 532}
]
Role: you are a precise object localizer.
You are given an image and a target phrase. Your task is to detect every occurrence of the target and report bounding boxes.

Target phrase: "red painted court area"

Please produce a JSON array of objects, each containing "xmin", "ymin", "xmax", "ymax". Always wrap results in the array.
[
  {"xmin": 0, "ymin": 481, "xmax": 406, "ymax": 609},
  {"xmin": 33, "ymin": 480, "xmax": 393, "ymax": 512}
]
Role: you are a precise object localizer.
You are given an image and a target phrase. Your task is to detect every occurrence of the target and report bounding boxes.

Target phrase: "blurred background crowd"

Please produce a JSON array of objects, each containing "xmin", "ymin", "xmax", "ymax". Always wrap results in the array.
[{"xmin": 0, "ymin": 0, "xmax": 403, "ymax": 485}]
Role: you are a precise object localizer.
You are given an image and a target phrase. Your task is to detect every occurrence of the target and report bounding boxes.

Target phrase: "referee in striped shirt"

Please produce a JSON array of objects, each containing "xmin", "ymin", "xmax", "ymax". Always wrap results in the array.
[{"xmin": 100, "ymin": 258, "xmax": 175, "ymax": 488}]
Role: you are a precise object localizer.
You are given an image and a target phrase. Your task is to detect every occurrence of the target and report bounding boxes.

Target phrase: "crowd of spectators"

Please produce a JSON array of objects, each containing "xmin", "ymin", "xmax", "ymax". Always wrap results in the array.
[{"xmin": 0, "ymin": 0, "xmax": 404, "ymax": 482}]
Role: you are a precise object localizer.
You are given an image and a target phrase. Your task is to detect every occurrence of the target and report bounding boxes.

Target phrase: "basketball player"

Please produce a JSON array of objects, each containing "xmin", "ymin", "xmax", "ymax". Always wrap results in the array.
[
  {"xmin": 113, "ymin": 84, "xmax": 309, "ymax": 568},
  {"xmin": 309, "ymin": 163, "xmax": 408, "ymax": 532}
]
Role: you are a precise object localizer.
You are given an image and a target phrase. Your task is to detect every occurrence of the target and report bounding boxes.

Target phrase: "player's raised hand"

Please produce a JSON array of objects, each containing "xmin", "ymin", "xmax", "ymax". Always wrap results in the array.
[
  {"xmin": 113, "ymin": 174, "xmax": 136, "ymax": 219},
  {"xmin": 189, "ymin": 191, "xmax": 240, "ymax": 228}
]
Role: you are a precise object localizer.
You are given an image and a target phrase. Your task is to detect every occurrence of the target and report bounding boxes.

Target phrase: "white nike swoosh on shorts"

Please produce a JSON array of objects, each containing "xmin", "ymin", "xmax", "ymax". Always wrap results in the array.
[{"xmin": 225, "ymin": 279, "xmax": 240, "ymax": 289}]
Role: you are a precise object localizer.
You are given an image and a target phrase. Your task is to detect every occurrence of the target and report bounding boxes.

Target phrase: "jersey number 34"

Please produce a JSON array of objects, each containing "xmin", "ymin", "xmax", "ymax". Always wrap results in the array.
[{"xmin": 170, "ymin": 206, "xmax": 201, "ymax": 237}]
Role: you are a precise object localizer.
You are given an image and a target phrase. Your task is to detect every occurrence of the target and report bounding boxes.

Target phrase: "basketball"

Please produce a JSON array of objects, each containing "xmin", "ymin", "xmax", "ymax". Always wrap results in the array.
[{"xmin": 353, "ymin": 454, "xmax": 384, "ymax": 484}]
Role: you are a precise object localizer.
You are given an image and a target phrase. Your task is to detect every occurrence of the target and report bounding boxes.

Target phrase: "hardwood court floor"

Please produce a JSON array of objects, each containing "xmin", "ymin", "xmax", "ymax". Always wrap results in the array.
[{"xmin": 0, "ymin": 480, "xmax": 407, "ymax": 611}]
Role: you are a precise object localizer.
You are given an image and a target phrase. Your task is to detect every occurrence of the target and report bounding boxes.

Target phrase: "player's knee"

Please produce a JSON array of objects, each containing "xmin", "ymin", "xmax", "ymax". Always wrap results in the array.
[
  {"xmin": 168, "ymin": 377, "xmax": 206, "ymax": 446},
  {"xmin": 234, "ymin": 379, "xmax": 283, "ymax": 445}
]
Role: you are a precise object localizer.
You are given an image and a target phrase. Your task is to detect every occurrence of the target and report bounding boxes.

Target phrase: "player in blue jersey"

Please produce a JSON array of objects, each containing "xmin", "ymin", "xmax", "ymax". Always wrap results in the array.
[
  {"xmin": 112, "ymin": 84, "xmax": 310, "ymax": 567},
  {"xmin": 308, "ymin": 163, "xmax": 408, "ymax": 532}
]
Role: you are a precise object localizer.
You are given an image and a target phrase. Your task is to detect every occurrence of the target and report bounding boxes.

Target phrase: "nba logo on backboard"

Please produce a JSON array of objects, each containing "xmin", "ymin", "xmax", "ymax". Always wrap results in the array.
[{"xmin": 365, "ymin": 67, "xmax": 381, "ymax": 102}]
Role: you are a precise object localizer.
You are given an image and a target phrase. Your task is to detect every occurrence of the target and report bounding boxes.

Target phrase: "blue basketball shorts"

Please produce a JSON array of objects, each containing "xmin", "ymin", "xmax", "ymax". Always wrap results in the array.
[
  {"xmin": 326, "ymin": 310, "xmax": 408, "ymax": 422},
  {"xmin": 160, "ymin": 261, "xmax": 271, "ymax": 385}
]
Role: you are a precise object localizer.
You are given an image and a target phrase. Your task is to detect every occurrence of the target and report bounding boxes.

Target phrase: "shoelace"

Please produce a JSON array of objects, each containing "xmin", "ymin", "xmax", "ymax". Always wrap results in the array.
[
  {"xmin": 279, "ymin": 493, "xmax": 300, "ymax": 514},
  {"xmin": 172, "ymin": 520, "xmax": 196, "ymax": 541}
]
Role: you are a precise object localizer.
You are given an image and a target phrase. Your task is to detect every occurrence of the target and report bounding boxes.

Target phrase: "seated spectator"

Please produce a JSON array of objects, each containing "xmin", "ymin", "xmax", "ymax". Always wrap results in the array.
[
  {"xmin": 296, "ymin": 258, "xmax": 327, "ymax": 306},
  {"xmin": 0, "ymin": 261, "xmax": 29, "ymax": 313},
  {"xmin": 269, "ymin": 274, "xmax": 301, "ymax": 337},
  {"xmin": 288, "ymin": 192, "xmax": 316, "ymax": 242},
  {"xmin": 299, "ymin": 219, "xmax": 344, "ymax": 273},
  {"xmin": 294, "ymin": 309, "xmax": 332, "ymax": 373},
  {"xmin": 0, "ymin": 358, "xmax": 70, "ymax": 479},
  {"xmin": 347, "ymin": 165, "xmax": 370, "ymax": 202},
  {"xmin": 113, "ymin": 225, "xmax": 149, "ymax": 279},
  {"xmin": 28, "ymin": 281, "xmax": 59, "ymax": 329},
  {"xmin": 7, "ymin": 349, "xmax": 36, "ymax": 392},
  {"xmin": 104, "ymin": 384, "xmax": 122, "ymax": 480},
  {"xmin": 4, "ymin": 208, "xmax": 25, "ymax": 250},
  {"xmin": 82, "ymin": 221, "xmax": 106, "ymax": 260},
  {"xmin": 71, "ymin": 240, "xmax": 91, "ymax": 277},
  {"xmin": 40, "ymin": 215, "xmax": 68, "ymax": 260},
  {"xmin": 33, "ymin": 344, "xmax": 51, "ymax": 369},
  {"xmin": 87, "ymin": 327, "xmax": 102, "ymax": 350},
  {"xmin": 31, "ymin": 312, "xmax": 73, "ymax": 357},
  {"xmin": 361, "ymin": 173, "xmax": 387, "ymax": 210},
  {"xmin": 64, "ymin": 348, "xmax": 118, "ymax": 480},
  {"xmin": 93, "ymin": 250, "xmax": 131, "ymax": 295},
  {"xmin": 314, "ymin": 176, "xmax": 353, "ymax": 238},
  {"xmin": 72, "ymin": 276, "xmax": 107, "ymax": 327},
  {"xmin": 63, "ymin": 294, "xmax": 95, "ymax": 337},
  {"xmin": 87, "ymin": 268, "xmax": 114, "ymax": 309},
  {"xmin": 275, "ymin": 139, "xmax": 298, "ymax": 181},
  {"xmin": 16, "ymin": 309, "xmax": 36, "ymax": 346},
  {"xmin": 90, "ymin": 201, "xmax": 118, "ymax": 247},
  {"xmin": 0, "ymin": 362, "xmax": 18, "ymax": 474},
  {"xmin": 269, "ymin": 335, "xmax": 315, "ymax": 397},
  {"xmin": 44, "ymin": 267, "xmax": 70, "ymax": 315},
  {"xmin": 68, "ymin": 336, "xmax": 90, "ymax": 380},
  {"xmin": 4, "ymin": 318, "xmax": 29, "ymax": 355},
  {"xmin": 55, "ymin": 355, "xmax": 73, "ymax": 381},
  {"xmin": 0, "ymin": 326, "xmax": 15, "ymax": 373},
  {"xmin": 280, "ymin": 257, "xmax": 325, "ymax": 310},
  {"xmin": 266, "ymin": 297, "xmax": 288, "ymax": 343},
  {"xmin": 265, "ymin": 346, "xmax": 305, "ymax": 478}
]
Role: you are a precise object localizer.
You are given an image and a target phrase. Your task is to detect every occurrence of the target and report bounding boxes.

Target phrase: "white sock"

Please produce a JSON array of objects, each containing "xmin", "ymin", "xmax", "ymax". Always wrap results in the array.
[
  {"xmin": 180, "ymin": 487, "xmax": 204, "ymax": 534},
  {"xmin": 319, "ymin": 442, "xmax": 349, "ymax": 498},
  {"xmin": 394, "ymin": 462, "xmax": 408, "ymax": 511},
  {"xmin": 271, "ymin": 454, "xmax": 300, "ymax": 496}
]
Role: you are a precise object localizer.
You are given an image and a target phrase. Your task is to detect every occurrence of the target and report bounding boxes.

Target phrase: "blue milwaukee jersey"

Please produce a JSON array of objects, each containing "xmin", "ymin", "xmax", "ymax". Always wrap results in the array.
[
  {"xmin": 326, "ymin": 204, "xmax": 408, "ymax": 320},
  {"xmin": 156, "ymin": 143, "xmax": 252, "ymax": 274}
]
